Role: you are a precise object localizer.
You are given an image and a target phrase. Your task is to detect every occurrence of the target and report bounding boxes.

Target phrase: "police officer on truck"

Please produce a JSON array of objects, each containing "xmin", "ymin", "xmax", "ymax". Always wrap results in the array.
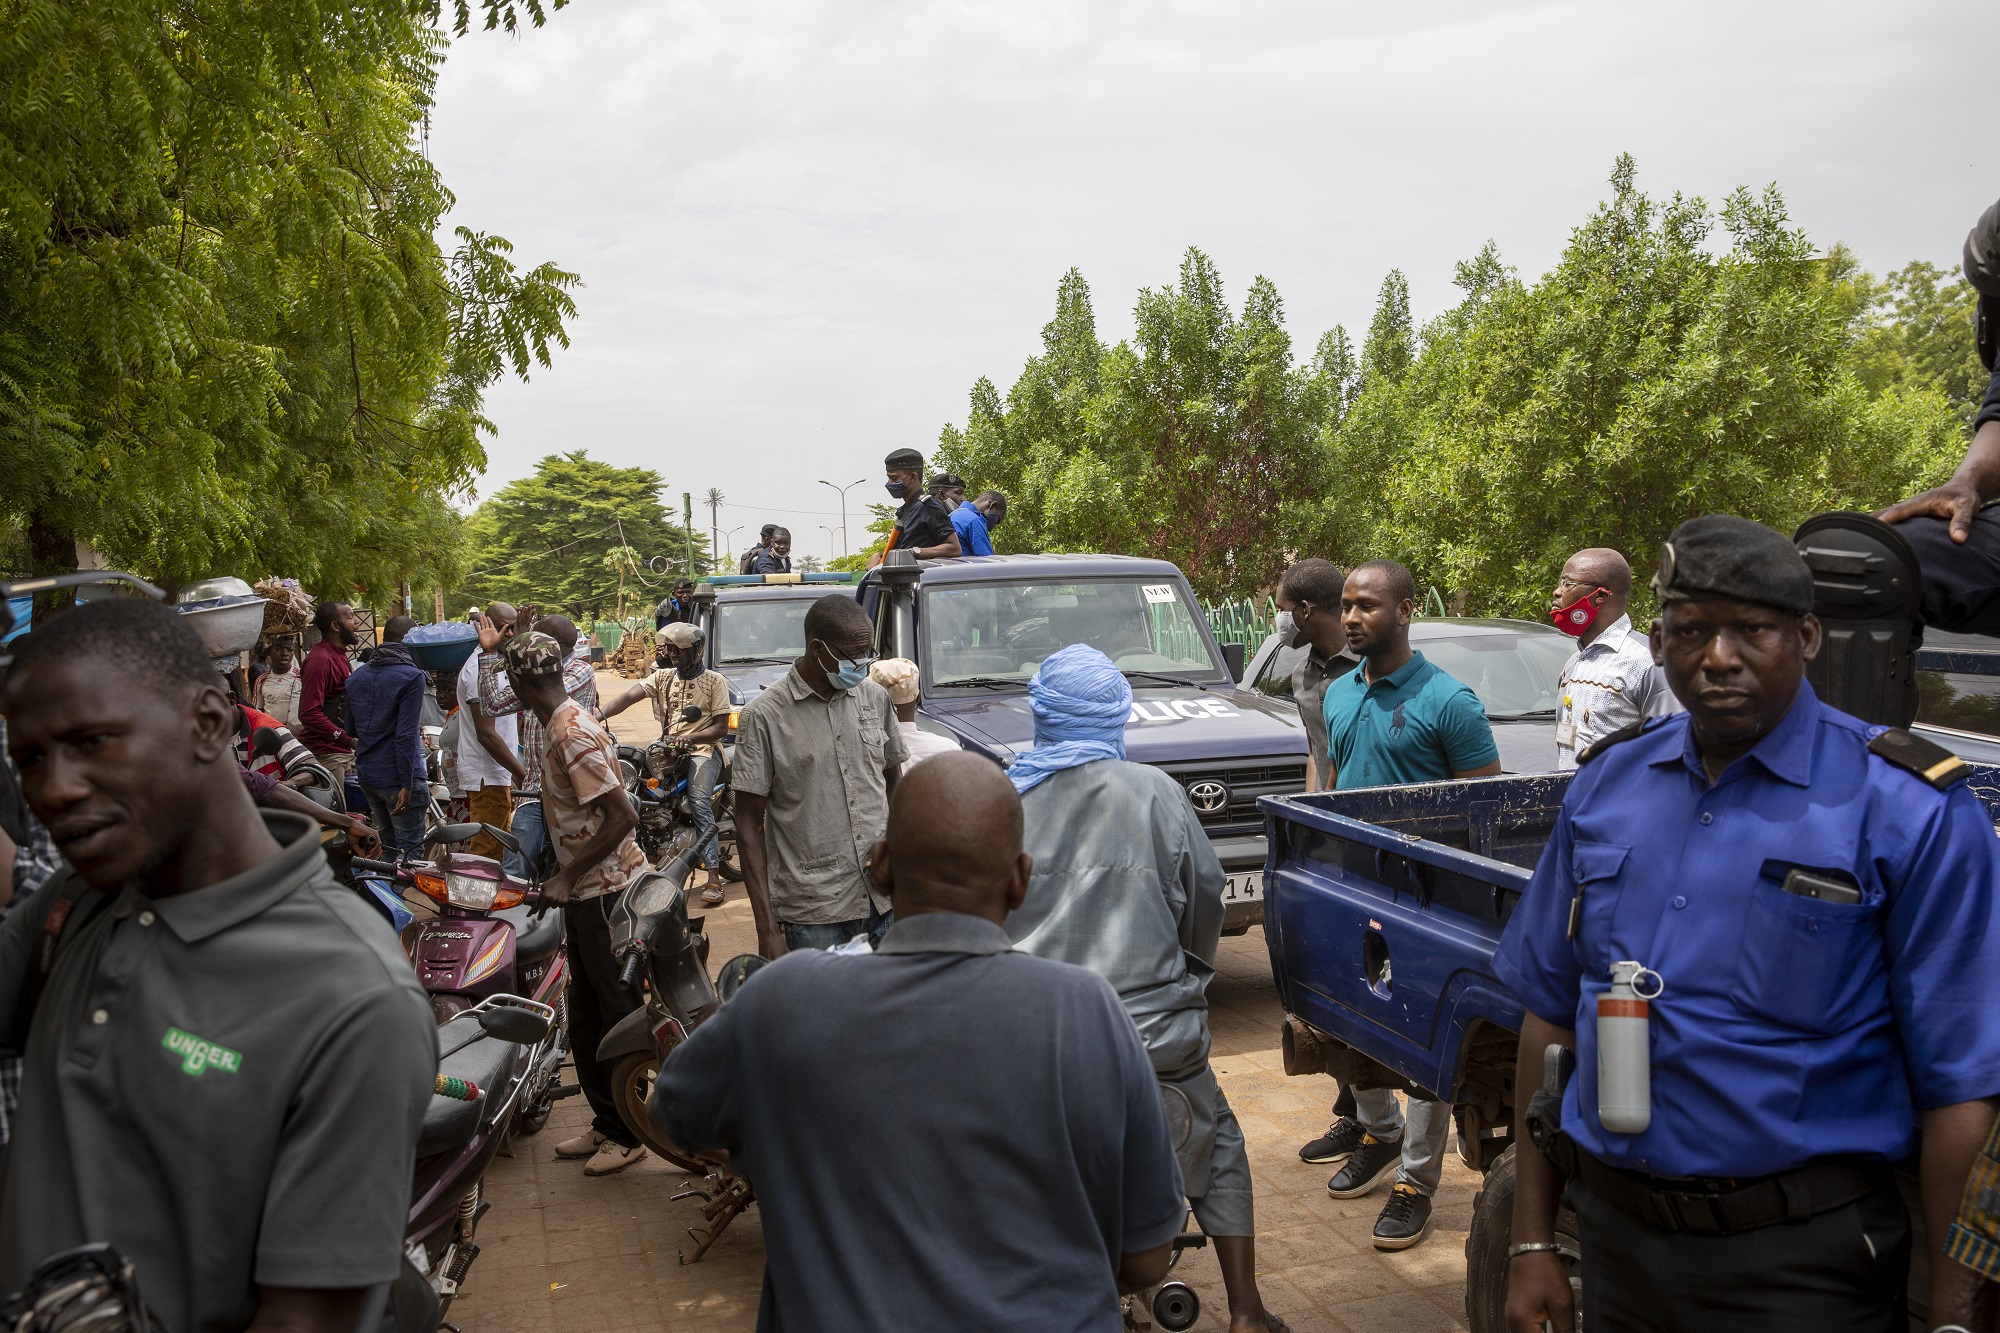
[{"xmin": 1494, "ymin": 514, "xmax": 2000, "ymax": 1333}]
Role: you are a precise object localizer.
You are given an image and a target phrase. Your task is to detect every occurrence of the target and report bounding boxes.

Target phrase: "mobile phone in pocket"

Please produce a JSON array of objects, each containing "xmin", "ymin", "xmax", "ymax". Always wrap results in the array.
[{"xmin": 1782, "ymin": 867, "xmax": 1862, "ymax": 905}]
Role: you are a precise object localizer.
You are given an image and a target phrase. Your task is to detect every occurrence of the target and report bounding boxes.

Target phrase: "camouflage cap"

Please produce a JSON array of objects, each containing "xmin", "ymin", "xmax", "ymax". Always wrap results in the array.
[{"xmin": 502, "ymin": 630, "xmax": 564, "ymax": 678}]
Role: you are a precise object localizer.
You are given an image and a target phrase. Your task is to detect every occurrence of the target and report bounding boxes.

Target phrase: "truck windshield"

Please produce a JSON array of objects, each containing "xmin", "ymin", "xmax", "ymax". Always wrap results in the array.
[
  {"xmin": 925, "ymin": 579, "xmax": 1225, "ymax": 687},
  {"xmin": 714, "ymin": 598, "xmax": 821, "ymax": 663}
]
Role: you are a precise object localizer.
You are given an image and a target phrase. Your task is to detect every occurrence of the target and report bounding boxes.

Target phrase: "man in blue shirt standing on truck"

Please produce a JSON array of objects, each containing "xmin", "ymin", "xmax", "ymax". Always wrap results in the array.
[
  {"xmin": 1494, "ymin": 515, "xmax": 2000, "ymax": 1333},
  {"xmin": 1316, "ymin": 559, "xmax": 1501, "ymax": 1250}
]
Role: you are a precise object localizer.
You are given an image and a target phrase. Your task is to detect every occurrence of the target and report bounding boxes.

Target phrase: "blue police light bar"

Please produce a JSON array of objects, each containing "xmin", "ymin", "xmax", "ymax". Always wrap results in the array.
[{"xmin": 700, "ymin": 573, "xmax": 859, "ymax": 587}]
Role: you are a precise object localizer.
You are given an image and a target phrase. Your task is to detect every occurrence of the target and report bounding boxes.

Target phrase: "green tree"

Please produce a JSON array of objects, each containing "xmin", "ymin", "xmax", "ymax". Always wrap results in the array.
[
  {"xmin": 455, "ymin": 453, "xmax": 709, "ymax": 620},
  {"xmin": 1349, "ymin": 156, "xmax": 1961, "ymax": 617},
  {"xmin": 937, "ymin": 250, "xmax": 1337, "ymax": 597},
  {"xmin": 827, "ymin": 504, "xmax": 897, "ymax": 573},
  {"xmin": 1848, "ymin": 259, "xmax": 1989, "ymax": 428},
  {"xmin": 0, "ymin": 0, "xmax": 578, "ymax": 596}
]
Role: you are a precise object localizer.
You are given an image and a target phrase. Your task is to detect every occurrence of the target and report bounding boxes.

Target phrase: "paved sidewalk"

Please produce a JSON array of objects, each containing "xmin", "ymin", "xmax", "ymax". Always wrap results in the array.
[{"xmin": 448, "ymin": 673, "xmax": 1479, "ymax": 1331}]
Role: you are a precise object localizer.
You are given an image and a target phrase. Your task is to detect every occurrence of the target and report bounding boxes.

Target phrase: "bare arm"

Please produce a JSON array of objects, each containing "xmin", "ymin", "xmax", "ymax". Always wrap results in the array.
[
  {"xmin": 1878, "ymin": 418, "xmax": 2000, "ymax": 541},
  {"xmin": 468, "ymin": 700, "xmax": 526, "ymax": 784},
  {"xmin": 1921, "ymin": 1098, "xmax": 2000, "ymax": 1324},
  {"xmin": 915, "ymin": 531, "xmax": 962, "ymax": 560},
  {"xmin": 734, "ymin": 791, "xmax": 785, "ymax": 959},
  {"xmin": 252, "ymin": 778, "xmax": 381, "ymax": 857},
  {"xmin": 0, "ymin": 825, "xmax": 14, "ymax": 909},
  {"xmin": 1455, "ymin": 760, "xmax": 1505, "ymax": 779},
  {"xmin": 1505, "ymin": 1011, "xmax": 1577, "ymax": 1333},
  {"xmin": 247, "ymin": 1286, "xmax": 372, "ymax": 1333},
  {"xmin": 1116, "ymin": 1242, "xmax": 1174, "ymax": 1295},
  {"xmin": 599, "ymin": 682, "xmax": 651, "ymax": 720}
]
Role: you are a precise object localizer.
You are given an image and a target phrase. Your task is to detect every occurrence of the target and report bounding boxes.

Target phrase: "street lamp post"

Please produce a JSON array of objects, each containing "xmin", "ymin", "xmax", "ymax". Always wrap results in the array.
[
  {"xmin": 724, "ymin": 526, "xmax": 746, "ymax": 568},
  {"xmin": 817, "ymin": 478, "xmax": 868, "ymax": 557},
  {"xmin": 820, "ymin": 525, "xmax": 839, "ymax": 562}
]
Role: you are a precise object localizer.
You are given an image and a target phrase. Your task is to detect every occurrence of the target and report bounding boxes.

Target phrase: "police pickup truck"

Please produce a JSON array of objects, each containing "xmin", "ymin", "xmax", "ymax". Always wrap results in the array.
[
  {"xmin": 860, "ymin": 551, "xmax": 1310, "ymax": 933},
  {"xmin": 691, "ymin": 573, "xmax": 862, "ymax": 731}
]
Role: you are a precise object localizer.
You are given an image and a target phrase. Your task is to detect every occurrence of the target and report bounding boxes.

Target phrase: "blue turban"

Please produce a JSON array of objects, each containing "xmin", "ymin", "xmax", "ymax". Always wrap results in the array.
[{"xmin": 1007, "ymin": 644, "xmax": 1132, "ymax": 794}]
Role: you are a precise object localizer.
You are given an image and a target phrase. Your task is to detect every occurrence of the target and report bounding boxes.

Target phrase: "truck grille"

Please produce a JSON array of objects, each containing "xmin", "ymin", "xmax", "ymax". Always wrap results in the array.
[{"xmin": 1158, "ymin": 761, "xmax": 1307, "ymax": 826}]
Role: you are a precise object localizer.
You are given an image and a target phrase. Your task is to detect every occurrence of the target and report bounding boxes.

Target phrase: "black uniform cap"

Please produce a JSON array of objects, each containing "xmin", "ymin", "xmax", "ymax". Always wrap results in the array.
[
  {"xmin": 1652, "ymin": 514, "xmax": 1815, "ymax": 616},
  {"xmin": 884, "ymin": 448, "xmax": 924, "ymax": 471}
]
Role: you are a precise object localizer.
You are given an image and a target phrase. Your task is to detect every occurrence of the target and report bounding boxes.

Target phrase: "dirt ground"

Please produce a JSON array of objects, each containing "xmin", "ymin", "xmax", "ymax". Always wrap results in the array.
[{"xmin": 444, "ymin": 673, "xmax": 1480, "ymax": 1332}]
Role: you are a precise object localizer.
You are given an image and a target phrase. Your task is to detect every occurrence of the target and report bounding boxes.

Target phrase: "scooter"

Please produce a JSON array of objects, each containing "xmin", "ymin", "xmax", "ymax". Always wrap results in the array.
[
  {"xmin": 385, "ymin": 994, "xmax": 557, "ymax": 1330},
  {"xmin": 352, "ymin": 822, "xmax": 570, "ymax": 1138},
  {"xmin": 618, "ymin": 708, "xmax": 739, "ymax": 874},
  {"xmin": 593, "ymin": 854, "xmax": 765, "ymax": 1262}
]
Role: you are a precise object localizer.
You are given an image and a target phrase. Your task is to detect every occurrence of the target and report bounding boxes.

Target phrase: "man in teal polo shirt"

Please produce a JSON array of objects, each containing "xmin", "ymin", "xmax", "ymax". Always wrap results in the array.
[{"xmin": 1317, "ymin": 558, "xmax": 1502, "ymax": 1250}]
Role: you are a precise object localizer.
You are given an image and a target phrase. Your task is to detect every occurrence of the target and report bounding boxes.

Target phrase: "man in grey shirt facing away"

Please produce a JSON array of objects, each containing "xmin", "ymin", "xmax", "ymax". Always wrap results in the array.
[
  {"xmin": 655, "ymin": 751, "xmax": 1186, "ymax": 1333},
  {"xmin": 1005, "ymin": 644, "xmax": 1290, "ymax": 1333}
]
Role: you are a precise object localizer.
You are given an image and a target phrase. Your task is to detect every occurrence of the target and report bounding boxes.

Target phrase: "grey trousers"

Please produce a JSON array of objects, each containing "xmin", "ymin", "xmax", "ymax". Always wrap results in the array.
[
  {"xmin": 1352, "ymin": 1087, "xmax": 1450, "ymax": 1196},
  {"xmin": 1161, "ymin": 1063, "xmax": 1256, "ymax": 1237}
]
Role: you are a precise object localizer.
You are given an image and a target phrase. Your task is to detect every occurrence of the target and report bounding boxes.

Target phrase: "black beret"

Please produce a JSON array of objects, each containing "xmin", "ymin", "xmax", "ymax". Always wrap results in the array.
[
  {"xmin": 884, "ymin": 448, "xmax": 924, "ymax": 471},
  {"xmin": 930, "ymin": 472, "xmax": 966, "ymax": 488},
  {"xmin": 1652, "ymin": 515, "xmax": 1815, "ymax": 615},
  {"xmin": 1966, "ymin": 199, "xmax": 2000, "ymax": 370}
]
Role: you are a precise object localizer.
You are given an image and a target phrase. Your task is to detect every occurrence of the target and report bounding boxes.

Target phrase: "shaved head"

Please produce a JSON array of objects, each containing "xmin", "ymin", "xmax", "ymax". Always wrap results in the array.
[
  {"xmin": 1565, "ymin": 548, "xmax": 1632, "ymax": 597},
  {"xmin": 486, "ymin": 601, "xmax": 517, "ymax": 625},
  {"xmin": 868, "ymin": 752, "xmax": 1031, "ymax": 923}
]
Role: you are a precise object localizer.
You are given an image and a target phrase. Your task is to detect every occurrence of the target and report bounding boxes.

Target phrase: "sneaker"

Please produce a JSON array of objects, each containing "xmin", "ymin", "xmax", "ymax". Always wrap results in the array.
[
  {"xmin": 1299, "ymin": 1115, "xmax": 1367, "ymax": 1164},
  {"xmin": 583, "ymin": 1140, "xmax": 649, "ymax": 1176},
  {"xmin": 1326, "ymin": 1133, "xmax": 1403, "ymax": 1198},
  {"xmin": 1371, "ymin": 1183, "xmax": 1434, "ymax": 1250},
  {"xmin": 554, "ymin": 1129, "xmax": 604, "ymax": 1159}
]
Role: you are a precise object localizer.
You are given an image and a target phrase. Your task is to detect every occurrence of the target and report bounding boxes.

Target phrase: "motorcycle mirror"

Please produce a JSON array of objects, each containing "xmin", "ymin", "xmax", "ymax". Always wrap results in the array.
[
  {"xmin": 249, "ymin": 726, "xmax": 284, "ymax": 760},
  {"xmin": 428, "ymin": 822, "xmax": 482, "ymax": 844},
  {"xmin": 476, "ymin": 1006, "xmax": 551, "ymax": 1045},
  {"xmin": 679, "ymin": 704, "xmax": 702, "ymax": 722},
  {"xmin": 715, "ymin": 953, "xmax": 768, "ymax": 1003}
]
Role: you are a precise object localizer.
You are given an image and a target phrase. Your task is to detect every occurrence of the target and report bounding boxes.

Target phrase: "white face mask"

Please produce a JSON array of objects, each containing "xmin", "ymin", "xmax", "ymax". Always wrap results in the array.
[{"xmin": 1274, "ymin": 610, "xmax": 1300, "ymax": 649}]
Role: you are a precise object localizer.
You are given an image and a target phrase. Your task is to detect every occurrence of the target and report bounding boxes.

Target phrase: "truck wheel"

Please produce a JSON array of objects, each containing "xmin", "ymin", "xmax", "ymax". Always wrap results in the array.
[{"xmin": 1464, "ymin": 1145, "xmax": 1582, "ymax": 1333}]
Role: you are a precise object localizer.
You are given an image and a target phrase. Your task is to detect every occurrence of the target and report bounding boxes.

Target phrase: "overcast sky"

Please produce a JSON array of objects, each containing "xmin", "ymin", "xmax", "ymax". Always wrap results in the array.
[{"xmin": 429, "ymin": 0, "xmax": 1997, "ymax": 568}]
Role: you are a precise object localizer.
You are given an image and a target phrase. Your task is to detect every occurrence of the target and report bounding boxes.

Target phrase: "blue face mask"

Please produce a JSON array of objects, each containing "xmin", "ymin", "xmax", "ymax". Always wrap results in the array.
[
  {"xmin": 885, "ymin": 481, "xmax": 908, "ymax": 498},
  {"xmin": 815, "ymin": 641, "xmax": 872, "ymax": 691}
]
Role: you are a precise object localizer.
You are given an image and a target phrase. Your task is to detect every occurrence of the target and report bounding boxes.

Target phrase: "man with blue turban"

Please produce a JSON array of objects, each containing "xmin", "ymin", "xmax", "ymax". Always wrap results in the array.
[{"xmin": 1005, "ymin": 644, "xmax": 1290, "ymax": 1333}]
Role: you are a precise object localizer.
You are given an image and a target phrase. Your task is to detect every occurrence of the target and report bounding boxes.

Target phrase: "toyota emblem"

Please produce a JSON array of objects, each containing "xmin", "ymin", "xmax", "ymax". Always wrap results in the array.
[{"xmin": 1187, "ymin": 780, "xmax": 1229, "ymax": 815}]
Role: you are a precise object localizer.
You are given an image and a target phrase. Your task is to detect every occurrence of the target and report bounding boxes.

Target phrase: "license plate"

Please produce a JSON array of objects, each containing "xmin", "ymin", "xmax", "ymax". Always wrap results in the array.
[{"xmin": 1222, "ymin": 870, "xmax": 1265, "ymax": 903}]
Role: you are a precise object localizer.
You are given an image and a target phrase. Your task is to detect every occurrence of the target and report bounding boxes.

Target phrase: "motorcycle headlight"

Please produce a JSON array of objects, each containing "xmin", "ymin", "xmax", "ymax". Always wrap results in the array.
[{"xmin": 445, "ymin": 871, "xmax": 498, "ymax": 911}]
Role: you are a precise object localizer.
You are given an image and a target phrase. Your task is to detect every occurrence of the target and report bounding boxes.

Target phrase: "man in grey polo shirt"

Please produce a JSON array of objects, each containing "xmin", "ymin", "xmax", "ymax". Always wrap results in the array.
[
  {"xmin": 0, "ymin": 599, "xmax": 436, "ymax": 1333},
  {"xmin": 733, "ymin": 595, "xmax": 908, "ymax": 957},
  {"xmin": 656, "ymin": 752, "xmax": 1185, "ymax": 1332}
]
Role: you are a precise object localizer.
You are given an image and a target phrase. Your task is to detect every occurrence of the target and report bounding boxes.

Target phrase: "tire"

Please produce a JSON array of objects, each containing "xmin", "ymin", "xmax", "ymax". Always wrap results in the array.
[
  {"xmin": 608, "ymin": 1048, "xmax": 709, "ymax": 1173},
  {"xmin": 1464, "ymin": 1145, "xmax": 1583, "ymax": 1333}
]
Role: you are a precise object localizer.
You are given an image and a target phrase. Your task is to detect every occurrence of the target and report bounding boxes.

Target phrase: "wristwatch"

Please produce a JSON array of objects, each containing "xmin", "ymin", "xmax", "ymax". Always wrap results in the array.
[{"xmin": 1507, "ymin": 1242, "xmax": 1562, "ymax": 1259}]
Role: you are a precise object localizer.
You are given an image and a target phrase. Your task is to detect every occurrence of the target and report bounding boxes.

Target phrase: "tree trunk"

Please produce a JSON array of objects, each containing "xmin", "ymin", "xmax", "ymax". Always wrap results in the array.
[{"xmin": 25, "ymin": 513, "xmax": 78, "ymax": 623}]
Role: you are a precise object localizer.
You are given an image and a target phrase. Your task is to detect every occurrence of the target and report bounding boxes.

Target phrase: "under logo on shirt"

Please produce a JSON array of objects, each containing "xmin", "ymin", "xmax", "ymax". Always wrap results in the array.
[
  {"xmin": 1390, "ymin": 701, "xmax": 1408, "ymax": 738},
  {"xmin": 162, "ymin": 1026, "xmax": 242, "ymax": 1076}
]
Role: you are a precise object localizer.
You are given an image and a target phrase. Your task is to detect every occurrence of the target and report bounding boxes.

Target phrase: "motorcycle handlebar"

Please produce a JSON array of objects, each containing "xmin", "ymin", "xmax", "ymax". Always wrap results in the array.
[
  {"xmin": 351, "ymin": 857, "xmax": 401, "ymax": 875},
  {"xmin": 618, "ymin": 952, "xmax": 642, "ymax": 991}
]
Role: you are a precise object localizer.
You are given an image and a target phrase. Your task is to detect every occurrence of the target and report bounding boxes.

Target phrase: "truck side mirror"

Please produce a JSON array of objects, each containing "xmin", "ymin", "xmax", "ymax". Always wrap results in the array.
[{"xmin": 1222, "ymin": 642, "xmax": 1247, "ymax": 681}]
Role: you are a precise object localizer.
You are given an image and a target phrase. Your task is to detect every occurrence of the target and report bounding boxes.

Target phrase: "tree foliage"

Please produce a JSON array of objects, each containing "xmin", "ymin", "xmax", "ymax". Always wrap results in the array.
[
  {"xmin": 938, "ymin": 157, "xmax": 1970, "ymax": 610},
  {"xmin": 0, "ymin": 0, "xmax": 579, "ymax": 595},
  {"xmin": 454, "ymin": 452, "xmax": 710, "ymax": 621},
  {"xmin": 937, "ymin": 250, "xmax": 1341, "ymax": 598}
]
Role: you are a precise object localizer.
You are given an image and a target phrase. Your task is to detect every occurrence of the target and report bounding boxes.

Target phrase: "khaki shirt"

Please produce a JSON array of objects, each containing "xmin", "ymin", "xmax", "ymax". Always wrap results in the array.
[
  {"xmin": 640, "ymin": 668, "xmax": 732, "ymax": 762},
  {"xmin": 732, "ymin": 666, "xmax": 909, "ymax": 925}
]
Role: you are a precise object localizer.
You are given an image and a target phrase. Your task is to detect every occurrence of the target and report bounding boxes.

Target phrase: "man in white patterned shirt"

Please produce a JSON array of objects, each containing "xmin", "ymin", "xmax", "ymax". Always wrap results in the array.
[{"xmin": 1547, "ymin": 548, "xmax": 1680, "ymax": 769}]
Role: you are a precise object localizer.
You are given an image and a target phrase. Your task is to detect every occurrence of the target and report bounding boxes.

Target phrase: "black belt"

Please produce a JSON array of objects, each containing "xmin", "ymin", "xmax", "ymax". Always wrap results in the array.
[{"xmin": 1575, "ymin": 1149, "xmax": 1890, "ymax": 1235}]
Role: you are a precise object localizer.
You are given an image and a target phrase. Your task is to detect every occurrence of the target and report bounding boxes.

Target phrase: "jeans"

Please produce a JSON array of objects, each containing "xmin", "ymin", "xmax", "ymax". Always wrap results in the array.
[
  {"xmin": 781, "ymin": 902, "xmax": 892, "ymax": 952},
  {"xmin": 562, "ymin": 891, "xmax": 641, "ymax": 1148},
  {"xmin": 505, "ymin": 797, "xmax": 546, "ymax": 882},
  {"xmin": 1352, "ymin": 1088, "xmax": 1451, "ymax": 1196},
  {"xmin": 686, "ymin": 755, "xmax": 721, "ymax": 871},
  {"xmin": 363, "ymin": 786, "xmax": 428, "ymax": 857}
]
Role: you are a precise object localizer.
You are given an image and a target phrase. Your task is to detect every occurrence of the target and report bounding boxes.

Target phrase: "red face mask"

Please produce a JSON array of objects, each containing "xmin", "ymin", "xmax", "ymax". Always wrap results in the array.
[{"xmin": 1551, "ymin": 588, "xmax": 1607, "ymax": 638}]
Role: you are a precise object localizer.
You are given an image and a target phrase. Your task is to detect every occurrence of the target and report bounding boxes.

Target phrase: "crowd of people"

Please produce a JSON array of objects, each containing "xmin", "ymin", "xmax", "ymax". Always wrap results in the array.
[{"xmin": 7, "ymin": 352, "xmax": 2000, "ymax": 1330}]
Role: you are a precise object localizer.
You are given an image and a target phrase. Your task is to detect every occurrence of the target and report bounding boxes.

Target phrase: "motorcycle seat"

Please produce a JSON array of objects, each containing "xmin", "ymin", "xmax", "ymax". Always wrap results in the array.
[
  {"xmin": 494, "ymin": 902, "xmax": 565, "ymax": 970},
  {"xmin": 418, "ymin": 1020, "xmax": 519, "ymax": 1159}
]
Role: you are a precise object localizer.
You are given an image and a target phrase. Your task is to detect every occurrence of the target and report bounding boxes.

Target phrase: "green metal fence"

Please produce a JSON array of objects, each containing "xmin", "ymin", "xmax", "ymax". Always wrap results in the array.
[{"xmin": 1202, "ymin": 596, "xmax": 1278, "ymax": 648}]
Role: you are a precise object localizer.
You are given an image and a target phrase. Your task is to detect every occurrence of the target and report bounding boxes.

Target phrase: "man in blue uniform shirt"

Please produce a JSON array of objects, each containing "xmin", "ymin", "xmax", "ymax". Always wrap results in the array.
[{"xmin": 1495, "ymin": 514, "xmax": 2000, "ymax": 1333}]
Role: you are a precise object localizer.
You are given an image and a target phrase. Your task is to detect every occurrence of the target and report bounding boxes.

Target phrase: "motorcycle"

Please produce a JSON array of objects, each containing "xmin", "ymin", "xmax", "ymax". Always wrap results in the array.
[
  {"xmin": 389, "ymin": 994, "xmax": 557, "ymax": 1330},
  {"xmin": 594, "ymin": 854, "xmax": 765, "ymax": 1262},
  {"xmin": 617, "ymin": 707, "xmax": 740, "ymax": 876},
  {"xmin": 352, "ymin": 821, "xmax": 570, "ymax": 1139}
]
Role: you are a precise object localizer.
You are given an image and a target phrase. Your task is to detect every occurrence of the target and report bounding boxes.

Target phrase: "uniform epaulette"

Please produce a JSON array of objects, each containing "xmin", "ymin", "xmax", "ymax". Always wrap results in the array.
[
  {"xmin": 1576, "ymin": 720, "xmax": 1649, "ymax": 765},
  {"xmin": 1866, "ymin": 728, "xmax": 1971, "ymax": 790}
]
